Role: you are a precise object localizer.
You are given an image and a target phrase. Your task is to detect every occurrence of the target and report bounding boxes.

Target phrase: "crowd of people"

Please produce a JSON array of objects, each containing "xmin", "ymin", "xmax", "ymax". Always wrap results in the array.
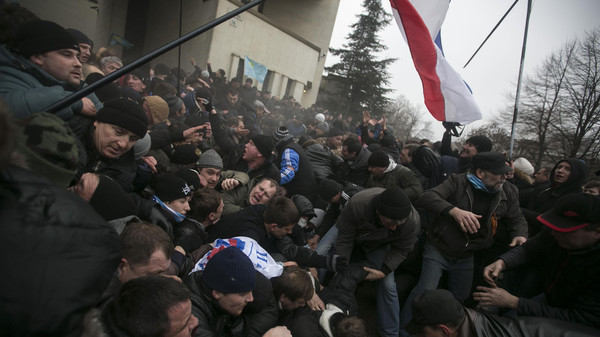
[{"xmin": 1, "ymin": 6, "xmax": 600, "ymax": 337}]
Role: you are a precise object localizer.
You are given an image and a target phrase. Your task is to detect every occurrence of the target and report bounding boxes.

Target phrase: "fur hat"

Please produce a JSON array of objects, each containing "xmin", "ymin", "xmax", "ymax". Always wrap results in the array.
[
  {"xmin": 251, "ymin": 135, "xmax": 274, "ymax": 158},
  {"xmin": 143, "ymin": 96, "xmax": 169, "ymax": 125},
  {"xmin": 154, "ymin": 174, "xmax": 192, "ymax": 202},
  {"xmin": 513, "ymin": 157, "xmax": 534, "ymax": 176},
  {"xmin": 203, "ymin": 246, "xmax": 256, "ymax": 294},
  {"xmin": 96, "ymin": 98, "xmax": 148, "ymax": 138},
  {"xmin": 14, "ymin": 112, "xmax": 79, "ymax": 188},
  {"xmin": 195, "ymin": 149, "xmax": 223, "ymax": 170},
  {"xmin": 374, "ymin": 186, "xmax": 412, "ymax": 220},
  {"xmin": 16, "ymin": 20, "xmax": 79, "ymax": 57}
]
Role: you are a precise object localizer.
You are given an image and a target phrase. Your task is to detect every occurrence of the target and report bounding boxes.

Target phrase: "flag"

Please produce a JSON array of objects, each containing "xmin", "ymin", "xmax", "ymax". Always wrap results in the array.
[
  {"xmin": 244, "ymin": 56, "xmax": 268, "ymax": 83},
  {"xmin": 108, "ymin": 33, "xmax": 134, "ymax": 49},
  {"xmin": 390, "ymin": 0, "xmax": 482, "ymax": 124}
]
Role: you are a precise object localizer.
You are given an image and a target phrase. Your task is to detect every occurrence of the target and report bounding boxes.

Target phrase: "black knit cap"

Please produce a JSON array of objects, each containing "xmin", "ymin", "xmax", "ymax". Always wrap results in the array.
[
  {"xmin": 16, "ymin": 20, "xmax": 79, "ymax": 57},
  {"xmin": 466, "ymin": 135, "xmax": 492, "ymax": 153},
  {"xmin": 175, "ymin": 168, "xmax": 201, "ymax": 191},
  {"xmin": 406, "ymin": 289, "xmax": 465, "ymax": 334},
  {"xmin": 154, "ymin": 174, "xmax": 192, "ymax": 202},
  {"xmin": 96, "ymin": 98, "xmax": 148, "ymax": 138},
  {"xmin": 171, "ymin": 144, "xmax": 200, "ymax": 165},
  {"xmin": 374, "ymin": 186, "xmax": 412, "ymax": 219},
  {"xmin": 251, "ymin": 135, "xmax": 274, "ymax": 158},
  {"xmin": 318, "ymin": 179, "xmax": 342, "ymax": 202},
  {"xmin": 66, "ymin": 28, "xmax": 93, "ymax": 49},
  {"xmin": 89, "ymin": 175, "xmax": 138, "ymax": 221},
  {"xmin": 203, "ymin": 246, "xmax": 256, "ymax": 294},
  {"xmin": 368, "ymin": 150, "xmax": 390, "ymax": 168}
]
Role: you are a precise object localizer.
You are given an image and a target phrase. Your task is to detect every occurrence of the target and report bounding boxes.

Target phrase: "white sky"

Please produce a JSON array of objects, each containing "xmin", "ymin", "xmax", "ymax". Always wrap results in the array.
[{"xmin": 325, "ymin": 0, "xmax": 600, "ymax": 140}]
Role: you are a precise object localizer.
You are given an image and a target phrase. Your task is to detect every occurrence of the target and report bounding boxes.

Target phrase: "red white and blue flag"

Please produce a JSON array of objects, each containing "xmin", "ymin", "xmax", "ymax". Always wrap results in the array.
[{"xmin": 390, "ymin": 0, "xmax": 482, "ymax": 124}]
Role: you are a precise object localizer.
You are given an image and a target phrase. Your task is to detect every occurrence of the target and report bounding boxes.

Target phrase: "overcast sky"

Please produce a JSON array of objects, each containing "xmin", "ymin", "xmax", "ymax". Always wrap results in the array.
[{"xmin": 325, "ymin": 0, "xmax": 600, "ymax": 140}]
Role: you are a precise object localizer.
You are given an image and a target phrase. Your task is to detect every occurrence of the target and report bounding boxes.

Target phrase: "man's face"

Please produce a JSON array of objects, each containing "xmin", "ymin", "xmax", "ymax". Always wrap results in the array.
[
  {"xmin": 165, "ymin": 197, "xmax": 191, "ymax": 215},
  {"xmin": 477, "ymin": 170, "xmax": 506, "ymax": 193},
  {"xmin": 377, "ymin": 211, "xmax": 408, "ymax": 231},
  {"xmin": 583, "ymin": 187, "xmax": 600, "ymax": 196},
  {"xmin": 341, "ymin": 145, "xmax": 356, "ymax": 161},
  {"xmin": 368, "ymin": 166, "xmax": 386, "ymax": 178},
  {"xmin": 270, "ymin": 224, "xmax": 294, "ymax": 239},
  {"xmin": 93, "ymin": 121, "xmax": 140, "ymax": 159},
  {"xmin": 211, "ymin": 199, "xmax": 224, "ymax": 224},
  {"xmin": 78, "ymin": 43, "xmax": 91, "ymax": 63},
  {"xmin": 226, "ymin": 93, "xmax": 239, "ymax": 105},
  {"xmin": 280, "ymin": 295, "xmax": 307, "ymax": 312},
  {"xmin": 102, "ymin": 61, "xmax": 121, "ymax": 75},
  {"xmin": 249, "ymin": 180, "xmax": 276, "ymax": 205},
  {"xmin": 165, "ymin": 300, "xmax": 199, "ymax": 337},
  {"xmin": 69, "ymin": 173, "xmax": 99, "ymax": 201},
  {"xmin": 30, "ymin": 49, "xmax": 82, "ymax": 86},
  {"xmin": 199, "ymin": 167, "xmax": 221, "ymax": 189},
  {"xmin": 459, "ymin": 142, "xmax": 478, "ymax": 158},
  {"xmin": 127, "ymin": 74, "xmax": 146, "ymax": 93},
  {"xmin": 326, "ymin": 135, "xmax": 343, "ymax": 150},
  {"xmin": 214, "ymin": 290, "xmax": 253, "ymax": 316},
  {"xmin": 533, "ymin": 168, "xmax": 549, "ymax": 184},
  {"xmin": 553, "ymin": 162, "xmax": 571, "ymax": 184},
  {"xmin": 400, "ymin": 148, "xmax": 412, "ymax": 164},
  {"xmin": 243, "ymin": 140, "xmax": 261, "ymax": 161},
  {"xmin": 551, "ymin": 227, "xmax": 600, "ymax": 250},
  {"xmin": 119, "ymin": 249, "xmax": 170, "ymax": 284}
]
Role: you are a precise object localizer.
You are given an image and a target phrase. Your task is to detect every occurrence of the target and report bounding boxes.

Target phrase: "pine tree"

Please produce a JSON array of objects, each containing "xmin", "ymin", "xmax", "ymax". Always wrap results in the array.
[{"xmin": 325, "ymin": 0, "xmax": 396, "ymax": 118}]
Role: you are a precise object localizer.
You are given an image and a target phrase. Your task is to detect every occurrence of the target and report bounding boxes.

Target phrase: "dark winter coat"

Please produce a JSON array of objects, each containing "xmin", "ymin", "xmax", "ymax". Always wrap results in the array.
[
  {"xmin": 417, "ymin": 173, "xmax": 527, "ymax": 259},
  {"xmin": 0, "ymin": 165, "xmax": 121, "ymax": 337}
]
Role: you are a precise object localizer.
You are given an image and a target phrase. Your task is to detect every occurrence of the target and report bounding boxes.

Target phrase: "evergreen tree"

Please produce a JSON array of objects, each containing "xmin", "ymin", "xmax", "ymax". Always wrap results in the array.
[{"xmin": 325, "ymin": 0, "xmax": 396, "ymax": 118}]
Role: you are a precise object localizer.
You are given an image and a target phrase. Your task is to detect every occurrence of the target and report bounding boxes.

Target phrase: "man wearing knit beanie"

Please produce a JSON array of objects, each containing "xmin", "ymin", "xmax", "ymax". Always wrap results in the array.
[
  {"xmin": 194, "ymin": 149, "xmax": 223, "ymax": 189},
  {"xmin": 334, "ymin": 186, "xmax": 420, "ymax": 337},
  {"xmin": 1, "ymin": 20, "xmax": 101, "ymax": 120},
  {"xmin": 188, "ymin": 246, "xmax": 256, "ymax": 331},
  {"xmin": 78, "ymin": 98, "xmax": 147, "ymax": 191},
  {"xmin": 461, "ymin": 135, "xmax": 492, "ymax": 159},
  {"xmin": 66, "ymin": 28, "xmax": 93, "ymax": 63}
]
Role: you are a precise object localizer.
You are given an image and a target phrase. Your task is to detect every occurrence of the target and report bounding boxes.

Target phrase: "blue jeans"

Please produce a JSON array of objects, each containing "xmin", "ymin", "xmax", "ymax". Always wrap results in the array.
[
  {"xmin": 398, "ymin": 243, "xmax": 474, "ymax": 337},
  {"xmin": 363, "ymin": 244, "xmax": 399, "ymax": 337}
]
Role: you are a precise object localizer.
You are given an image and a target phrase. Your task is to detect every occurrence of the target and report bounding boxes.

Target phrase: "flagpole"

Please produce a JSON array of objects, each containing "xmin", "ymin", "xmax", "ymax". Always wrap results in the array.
[
  {"xmin": 508, "ymin": 0, "xmax": 532, "ymax": 160},
  {"xmin": 43, "ymin": 0, "xmax": 265, "ymax": 114}
]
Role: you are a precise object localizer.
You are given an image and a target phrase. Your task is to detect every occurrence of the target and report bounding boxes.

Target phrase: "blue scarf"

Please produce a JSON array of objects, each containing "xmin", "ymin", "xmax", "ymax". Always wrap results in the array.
[
  {"xmin": 466, "ymin": 173, "xmax": 494, "ymax": 194},
  {"xmin": 152, "ymin": 195, "xmax": 186, "ymax": 223}
]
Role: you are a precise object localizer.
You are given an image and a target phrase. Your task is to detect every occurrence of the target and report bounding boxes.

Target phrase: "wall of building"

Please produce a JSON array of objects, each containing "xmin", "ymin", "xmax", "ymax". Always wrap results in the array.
[{"xmin": 259, "ymin": 0, "xmax": 341, "ymax": 106}]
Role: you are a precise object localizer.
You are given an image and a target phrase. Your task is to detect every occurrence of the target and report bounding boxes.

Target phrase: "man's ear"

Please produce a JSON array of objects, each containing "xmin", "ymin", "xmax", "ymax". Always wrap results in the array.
[
  {"xmin": 212, "ymin": 289, "xmax": 223, "ymax": 300},
  {"xmin": 118, "ymin": 258, "xmax": 128, "ymax": 272},
  {"xmin": 208, "ymin": 212, "xmax": 216, "ymax": 222},
  {"xmin": 439, "ymin": 324, "xmax": 451, "ymax": 337},
  {"xmin": 474, "ymin": 168, "xmax": 485, "ymax": 179},
  {"xmin": 93, "ymin": 120, "xmax": 99, "ymax": 128},
  {"xmin": 29, "ymin": 54, "xmax": 43, "ymax": 66}
]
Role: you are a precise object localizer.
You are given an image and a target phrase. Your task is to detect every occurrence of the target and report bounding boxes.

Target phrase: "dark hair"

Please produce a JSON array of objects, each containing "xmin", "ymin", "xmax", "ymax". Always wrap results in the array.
[
  {"xmin": 403, "ymin": 143, "xmax": 420, "ymax": 157},
  {"xmin": 272, "ymin": 266, "xmax": 313, "ymax": 302},
  {"xmin": 227, "ymin": 89, "xmax": 239, "ymax": 97},
  {"xmin": 111, "ymin": 275, "xmax": 190, "ymax": 337},
  {"xmin": 342, "ymin": 135, "xmax": 362, "ymax": 156},
  {"xmin": 264, "ymin": 196, "xmax": 299, "ymax": 228},
  {"xmin": 367, "ymin": 150, "xmax": 390, "ymax": 168},
  {"xmin": 153, "ymin": 81, "xmax": 177, "ymax": 98},
  {"xmin": 188, "ymin": 189, "xmax": 221, "ymax": 222},
  {"xmin": 334, "ymin": 316, "xmax": 369, "ymax": 337},
  {"xmin": 120, "ymin": 222, "xmax": 173, "ymax": 265}
]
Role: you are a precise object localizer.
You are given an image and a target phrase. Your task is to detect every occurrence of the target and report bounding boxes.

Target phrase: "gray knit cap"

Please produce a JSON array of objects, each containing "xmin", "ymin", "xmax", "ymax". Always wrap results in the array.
[{"xmin": 195, "ymin": 149, "xmax": 223, "ymax": 170}]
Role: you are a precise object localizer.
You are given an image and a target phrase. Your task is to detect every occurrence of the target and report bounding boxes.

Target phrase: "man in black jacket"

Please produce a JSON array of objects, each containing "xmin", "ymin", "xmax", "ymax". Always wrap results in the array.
[
  {"xmin": 474, "ymin": 193, "xmax": 600, "ymax": 330},
  {"xmin": 407, "ymin": 289, "xmax": 599, "ymax": 337}
]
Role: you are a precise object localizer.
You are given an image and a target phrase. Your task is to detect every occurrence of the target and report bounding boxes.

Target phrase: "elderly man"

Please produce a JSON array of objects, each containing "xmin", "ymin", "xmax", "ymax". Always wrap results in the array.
[
  {"xmin": 0, "ymin": 20, "xmax": 100, "ymax": 119},
  {"xmin": 334, "ymin": 186, "xmax": 421, "ymax": 337},
  {"xmin": 399, "ymin": 152, "xmax": 528, "ymax": 337},
  {"xmin": 77, "ymin": 97, "xmax": 147, "ymax": 191},
  {"xmin": 474, "ymin": 193, "xmax": 600, "ymax": 330}
]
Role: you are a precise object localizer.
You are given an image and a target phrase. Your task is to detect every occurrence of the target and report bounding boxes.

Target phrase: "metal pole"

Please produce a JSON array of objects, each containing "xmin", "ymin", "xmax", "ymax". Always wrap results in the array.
[
  {"xmin": 176, "ymin": 0, "xmax": 183, "ymax": 95},
  {"xmin": 44, "ymin": 0, "xmax": 265, "ymax": 113},
  {"xmin": 508, "ymin": 0, "xmax": 532, "ymax": 160}
]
